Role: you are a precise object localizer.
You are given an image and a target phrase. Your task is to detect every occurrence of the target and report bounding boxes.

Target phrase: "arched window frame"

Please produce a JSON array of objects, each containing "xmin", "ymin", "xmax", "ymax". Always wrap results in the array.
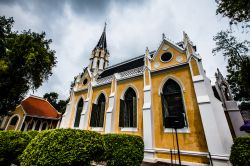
[
  {"xmin": 73, "ymin": 97, "xmax": 84, "ymax": 128},
  {"xmin": 27, "ymin": 119, "xmax": 36, "ymax": 131},
  {"xmin": 159, "ymin": 76, "xmax": 190, "ymax": 133},
  {"xmin": 119, "ymin": 85, "xmax": 139, "ymax": 132},
  {"xmin": 90, "ymin": 92, "xmax": 107, "ymax": 131},
  {"xmin": 5, "ymin": 114, "xmax": 20, "ymax": 131},
  {"xmin": 41, "ymin": 121, "xmax": 48, "ymax": 131}
]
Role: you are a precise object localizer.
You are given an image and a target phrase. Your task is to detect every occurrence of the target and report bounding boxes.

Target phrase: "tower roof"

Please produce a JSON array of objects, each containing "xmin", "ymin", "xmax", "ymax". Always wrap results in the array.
[{"xmin": 95, "ymin": 23, "xmax": 107, "ymax": 51}]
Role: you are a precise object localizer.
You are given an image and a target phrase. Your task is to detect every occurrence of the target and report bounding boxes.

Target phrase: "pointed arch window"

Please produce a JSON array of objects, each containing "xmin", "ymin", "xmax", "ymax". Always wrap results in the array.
[
  {"xmin": 74, "ymin": 98, "xmax": 84, "ymax": 128},
  {"xmin": 90, "ymin": 94, "xmax": 106, "ymax": 127},
  {"xmin": 161, "ymin": 79, "xmax": 187, "ymax": 128},
  {"xmin": 119, "ymin": 88, "xmax": 137, "ymax": 128}
]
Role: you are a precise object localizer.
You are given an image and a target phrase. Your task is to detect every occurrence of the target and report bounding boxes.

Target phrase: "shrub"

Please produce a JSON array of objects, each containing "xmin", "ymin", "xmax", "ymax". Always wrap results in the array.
[
  {"xmin": 230, "ymin": 136, "xmax": 250, "ymax": 166},
  {"xmin": 19, "ymin": 129, "xmax": 104, "ymax": 166},
  {"xmin": 0, "ymin": 130, "xmax": 38, "ymax": 166},
  {"xmin": 103, "ymin": 134, "xmax": 144, "ymax": 166}
]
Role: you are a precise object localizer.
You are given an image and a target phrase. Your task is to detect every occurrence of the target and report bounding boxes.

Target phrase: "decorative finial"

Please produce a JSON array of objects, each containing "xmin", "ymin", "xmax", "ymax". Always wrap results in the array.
[
  {"xmin": 104, "ymin": 22, "xmax": 107, "ymax": 32},
  {"xmin": 162, "ymin": 33, "xmax": 166, "ymax": 40}
]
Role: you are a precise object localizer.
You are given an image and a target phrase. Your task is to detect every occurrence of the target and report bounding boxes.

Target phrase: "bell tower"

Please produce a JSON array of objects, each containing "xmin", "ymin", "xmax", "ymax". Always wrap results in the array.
[{"xmin": 89, "ymin": 23, "xmax": 109, "ymax": 75}]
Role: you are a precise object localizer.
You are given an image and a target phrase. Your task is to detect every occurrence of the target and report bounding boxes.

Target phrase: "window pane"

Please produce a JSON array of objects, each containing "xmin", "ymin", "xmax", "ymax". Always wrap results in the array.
[
  {"xmin": 162, "ymin": 79, "xmax": 187, "ymax": 128},
  {"xmin": 74, "ymin": 98, "xmax": 84, "ymax": 127}
]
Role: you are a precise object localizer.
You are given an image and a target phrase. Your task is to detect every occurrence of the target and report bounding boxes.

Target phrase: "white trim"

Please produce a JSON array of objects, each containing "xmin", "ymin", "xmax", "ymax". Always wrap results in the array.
[
  {"xmin": 120, "ymin": 127, "xmax": 138, "ymax": 132},
  {"xmin": 91, "ymin": 127, "xmax": 104, "ymax": 131},
  {"xmin": 5, "ymin": 114, "xmax": 21, "ymax": 131},
  {"xmin": 197, "ymin": 95, "xmax": 210, "ymax": 104},
  {"xmin": 158, "ymin": 75, "xmax": 186, "ymax": 95},
  {"xmin": 93, "ymin": 91, "xmax": 108, "ymax": 104},
  {"xmin": 155, "ymin": 158, "xmax": 209, "ymax": 166},
  {"xmin": 120, "ymin": 84, "xmax": 140, "ymax": 100},
  {"xmin": 41, "ymin": 121, "xmax": 49, "ymax": 130},
  {"xmin": 192, "ymin": 75, "xmax": 204, "ymax": 82},
  {"xmin": 164, "ymin": 127, "xmax": 190, "ymax": 133}
]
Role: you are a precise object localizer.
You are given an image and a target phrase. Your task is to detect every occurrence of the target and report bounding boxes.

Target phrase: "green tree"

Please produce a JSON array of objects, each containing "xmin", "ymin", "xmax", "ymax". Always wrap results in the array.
[
  {"xmin": 0, "ymin": 16, "xmax": 56, "ymax": 115},
  {"xmin": 43, "ymin": 92, "xmax": 58, "ymax": 108},
  {"xmin": 43, "ymin": 92, "xmax": 68, "ymax": 114},
  {"xmin": 214, "ymin": 1, "xmax": 250, "ymax": 101},
  {"xmin": 213, "ymin": 31, "xmax": 250, "ymax": 101},
  {"xmin": 216, "ymin": 0, "xmax": 250, "ymax": 26}
]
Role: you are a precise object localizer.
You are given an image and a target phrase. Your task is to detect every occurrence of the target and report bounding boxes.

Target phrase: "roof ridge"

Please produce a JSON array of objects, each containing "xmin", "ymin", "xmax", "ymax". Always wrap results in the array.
[{"xmin": 105, "ymin": 51, "xmax": 156, "ymax": 70}]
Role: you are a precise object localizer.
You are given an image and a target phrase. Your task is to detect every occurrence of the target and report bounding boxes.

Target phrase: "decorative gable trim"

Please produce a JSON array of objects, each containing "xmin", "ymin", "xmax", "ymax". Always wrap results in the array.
[{"xmin": 151, "ymin": 39, "xmax": 185, "ymax": 61}]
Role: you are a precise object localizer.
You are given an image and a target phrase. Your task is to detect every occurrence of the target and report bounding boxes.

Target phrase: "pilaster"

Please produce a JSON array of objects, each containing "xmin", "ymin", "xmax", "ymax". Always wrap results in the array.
[{"xmin": 105, "ymin": 75, "xmax": 117, "ymax": 133}]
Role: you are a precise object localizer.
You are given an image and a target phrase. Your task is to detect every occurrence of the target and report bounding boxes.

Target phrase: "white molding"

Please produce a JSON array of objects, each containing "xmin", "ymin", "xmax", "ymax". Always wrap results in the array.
[
  {"xmin": 192, "ymin": 75, "xmax": 204, "ymax": 82},
  {"xmin": 164, "ymin": 127, "xmax": 190, "ymax": 133},
  {"xmin": 197, "ymin": 95, "xmax": 210, "ymax": 104},
  {"xmin": 158, "ymin": 75, "xmax": 186, "ymax": 95},
  {"xmin": 120, "ymin": 84, "xmax": 140, "ymax": 100},
  {"xmin": 91, "ymin": 127, "xmax": 104, "ymax": 131},
  {"xmin": 93, "ymin": 91, "xmax": 108, "ymax": 104},
  {"xmin": 120, "ymin": 127, "xmax": 138, "ymax": 132}
]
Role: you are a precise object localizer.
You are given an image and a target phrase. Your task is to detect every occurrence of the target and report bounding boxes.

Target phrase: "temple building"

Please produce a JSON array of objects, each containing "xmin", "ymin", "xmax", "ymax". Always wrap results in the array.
[
  {"xmin": 0, "ymin": 95, "xmax": 61, "ymax": 131},
  {"xmin": 60, "ymin": 25, "xmax": 238, "ymax": 165}
]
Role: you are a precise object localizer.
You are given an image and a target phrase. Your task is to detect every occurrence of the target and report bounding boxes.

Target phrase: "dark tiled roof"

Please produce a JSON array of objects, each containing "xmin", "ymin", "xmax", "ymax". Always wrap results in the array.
[
  {"xmin": 99, "ymin": 51, "xmax": 155, "ymax": 78},
  {"xmin": 21, "ymin": 96, "xmax": 61, "ymax": 119}
]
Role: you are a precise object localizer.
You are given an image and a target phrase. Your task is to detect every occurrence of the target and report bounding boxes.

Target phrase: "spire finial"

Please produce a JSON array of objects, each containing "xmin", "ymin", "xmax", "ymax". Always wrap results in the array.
[
  {"xmin": 162, "ymin": 33, "xmax": 166, "ymax": 40},
  {"xmin": 104, "ymin": 22, "xmax": 107, "ymax": 32}
]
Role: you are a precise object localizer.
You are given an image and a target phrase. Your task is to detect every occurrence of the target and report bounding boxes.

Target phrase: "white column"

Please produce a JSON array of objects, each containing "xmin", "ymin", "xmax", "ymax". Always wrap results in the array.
[
  {"xmin": 191, "ymin": 59, "xmax": 233, "ymax": 165},
  {"xmin": 80, "ymin": 99, "xmax": 90, "ymax": 129},
  {"xmin": 105, "ymin": 75, "xmax": 117, "ymax": 133}
]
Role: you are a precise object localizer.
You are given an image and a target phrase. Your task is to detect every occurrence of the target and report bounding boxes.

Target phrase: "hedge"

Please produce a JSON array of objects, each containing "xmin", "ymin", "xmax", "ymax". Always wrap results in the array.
[
  {"xmin": 230, "ymin": 136, "xmax": 250, "ymax": 166},
  {"xmin": 103, "ymin": 134, "xmax": 144, "ymax": 166},
  {"xmin": 0, "ymin": 130, "xmax": 38, "ymax": 166},
  {"xmin": 19, "ymin": 129, "xmax": 104, "ymax": 166}
]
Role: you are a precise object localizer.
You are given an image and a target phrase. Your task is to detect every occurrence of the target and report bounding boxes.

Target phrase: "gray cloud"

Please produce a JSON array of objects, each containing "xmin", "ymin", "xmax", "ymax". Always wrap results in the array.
[{"xmin": 1, "ymin": 0, "xmax": 249, "ymax": 100}]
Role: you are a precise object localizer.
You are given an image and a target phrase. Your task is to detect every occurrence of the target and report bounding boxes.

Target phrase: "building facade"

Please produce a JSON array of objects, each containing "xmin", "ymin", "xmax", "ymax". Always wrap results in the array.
[
  {"xmin": 0, "ymin": 96, "xmax": 61, "ymax": 132},
  {"xmin": 60, "ymin": 26, "xmax": 234, "ymax": 165}
]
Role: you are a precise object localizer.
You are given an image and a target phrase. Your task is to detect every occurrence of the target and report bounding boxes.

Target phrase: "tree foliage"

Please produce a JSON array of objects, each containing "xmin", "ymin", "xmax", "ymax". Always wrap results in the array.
[
  {"xmin": 216, "ymin": 0, "xmax": 250, "ymax": 26},
  {"xmin": 0, "ymin": 130, "xmax": 38, "ymax": 166},
  {"xmin": 43, "ymin": 92, "xmax": 69, "ymax": 114},
  {"xmin": 230, "ymin": 136, "xmax": 250, "ymax": 166},
  {"xmin": 213, "ymin": 31, "xmax": 250, "ymax": 101},
  {"xmin": 0, "ymin": 16, "xmax": 56, "ymax": 115}
]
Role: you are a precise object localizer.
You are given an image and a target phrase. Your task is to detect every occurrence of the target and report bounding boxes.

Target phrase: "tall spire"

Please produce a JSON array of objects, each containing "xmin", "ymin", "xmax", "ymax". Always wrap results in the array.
[{"xmin": 96, "ymin": 22, "xmax": 107, "ymax": 51}]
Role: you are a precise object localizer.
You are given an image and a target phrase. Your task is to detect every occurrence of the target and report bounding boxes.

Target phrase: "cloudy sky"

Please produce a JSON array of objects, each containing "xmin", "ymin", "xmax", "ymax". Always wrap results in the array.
[{"xmin": 0, "ymin": 0, "xmax": 248, "ymax": 100}]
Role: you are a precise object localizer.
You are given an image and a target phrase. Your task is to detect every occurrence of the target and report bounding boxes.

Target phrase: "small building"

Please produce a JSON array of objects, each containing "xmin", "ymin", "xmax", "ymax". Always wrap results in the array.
[{"xmin": 0, "ymin": 95, "xmax": 61, "ymax": 131}]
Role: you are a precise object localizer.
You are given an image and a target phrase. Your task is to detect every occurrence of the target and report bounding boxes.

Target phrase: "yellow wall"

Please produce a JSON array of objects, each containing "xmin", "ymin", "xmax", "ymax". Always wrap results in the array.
[
  {"xmin": 114, "ymin": 76, "xmax": 144, "ymax": 136},
  {"xmin": 6, "ymin": 105, "xmax": 25, "ymax": 130},
  {"xmin": 151, "ymin": 65, "xmax": 208, "ymax": 161}
]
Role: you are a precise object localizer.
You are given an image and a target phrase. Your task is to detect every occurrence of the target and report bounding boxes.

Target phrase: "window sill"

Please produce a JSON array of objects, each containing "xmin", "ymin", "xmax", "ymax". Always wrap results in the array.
[
  {"xmin": 164, "ymin": 127, "xmax": 190, "ymax": 133},
  {"xmin": 120, "ymin": 127, "xmax": 138, "ymax": 132},
  {"xmin": 91, "ymin": 127, "xmax": 104, "ymax": 131}
]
